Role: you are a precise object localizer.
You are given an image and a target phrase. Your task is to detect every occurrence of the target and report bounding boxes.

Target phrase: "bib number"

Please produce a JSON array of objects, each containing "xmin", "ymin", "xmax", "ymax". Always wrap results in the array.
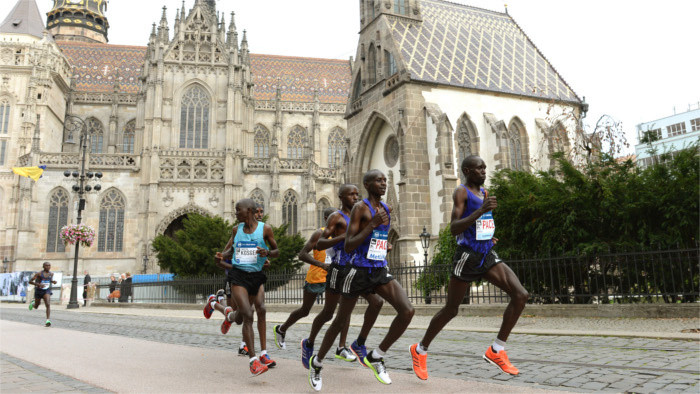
[
  {"xmin": 40, "ymin": 281, "xmax": 50, "ymax": 290},
  {"xmin": 235, "ymin": 241, "xmax": 258, "ymax": 264},
  {"xmin": 367, "ymin": 230, "xmax": 388, "ymax": 261},
  {"xmin": 476, "ymin": 212, "xmax": 495, "ymax": 241}
]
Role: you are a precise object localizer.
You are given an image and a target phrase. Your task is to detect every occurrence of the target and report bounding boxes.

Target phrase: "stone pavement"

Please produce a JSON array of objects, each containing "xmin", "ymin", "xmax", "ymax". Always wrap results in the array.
[
  {"xmin": 0, "ymin": 353, "xmax": 110, "ymax": 393},
  {"xmin": 1, "ymin": 304, "xmax": 699, "ymax": 393}
]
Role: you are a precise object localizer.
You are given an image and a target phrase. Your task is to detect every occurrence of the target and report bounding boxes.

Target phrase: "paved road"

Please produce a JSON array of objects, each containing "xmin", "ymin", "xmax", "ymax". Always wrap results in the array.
[{"xmin": 2, "ymin": 305, "xmax": 698, "ymax": 393}]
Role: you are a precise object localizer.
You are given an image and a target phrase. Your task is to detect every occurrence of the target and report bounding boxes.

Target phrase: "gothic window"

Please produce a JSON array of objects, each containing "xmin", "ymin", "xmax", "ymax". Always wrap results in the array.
[
  {"xmin": 352, "ymin": 74, "xmax": 362, "ymax": 101},
  {"xmin": 254, "ymin": 124, "xmax": 270, "ymax": 158},
  {"xmin": 87, "ymin": 117, "xmax": 104, "ymax": 153},
  {"xmin": 507, "ymin": 119, "xmax": 528, "ymax": 171},
  {"xmin": 394, "ymin": 0, "xmax": 407, "ymax": 15},
  {"xmin": 328, "ymin": 127, "xmax": 346, "ymax": 168},
  {"xmin": 385, "ymin": 51, "xmax": 397, "ymax": 76},
  {"xmin": 250, "ymin": 189, "xmax": 265, "ymax": 210},
  {"xmin": 317, "ymin": 198, "xmax": 330, "ymax": 228},
  {"xmin": 287, "ymin": 126, "xmax": 306, "ymax": 159},
  {"xmin": 549, "ymin": 123, "xmax": 570, "ymax": 170},
  {"xmin": 0, "ymin": 99, "xmax": 9, "ymax": 134},
  {"xmin": 368, "ymin": 0, "xmax": 375, "ymax": 20},
  {"xmin": 282, "ymin": 190, "xmax": 298, "ymax": 235},
  {"xmin": 98, "ymin": 189, "xmax": 125, "ymax": 252},
  {"xmin": 46, "ymin": 189, "xmax": 69, "ymax": 253},
  {"xmin": 0, "ymin": 140, "xmax": 6, "ymax": 166},
  {"xmin": 179, "ymin": 85, "xmax": 210, "ymax": 149},
  {"xmin": 367, "ymin": 44, "xmax": 377, "ymax": 85},
  {"xmin": 122, "ymin": 119, "xmax": 135, "ymax": 153},
  {"xmin": 456, "ymin": 114, "xmax": 480, "ymax": 179}
]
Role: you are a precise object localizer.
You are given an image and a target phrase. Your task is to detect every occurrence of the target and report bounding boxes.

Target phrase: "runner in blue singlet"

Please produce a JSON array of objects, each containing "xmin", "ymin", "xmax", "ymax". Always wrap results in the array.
[{"xmin": 28, "ymin": 262, "xmax": 57, "ymax": 327}]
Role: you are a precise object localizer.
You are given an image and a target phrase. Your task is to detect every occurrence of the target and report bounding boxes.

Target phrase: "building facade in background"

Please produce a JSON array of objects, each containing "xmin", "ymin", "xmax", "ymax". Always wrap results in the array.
[
  {"xmin": 634, "ymin": 105, "xmax": 700, "ymax": 168},
  {"xmin": 0, "ymin": 0, "xmax": 583, "ymax": 275}
]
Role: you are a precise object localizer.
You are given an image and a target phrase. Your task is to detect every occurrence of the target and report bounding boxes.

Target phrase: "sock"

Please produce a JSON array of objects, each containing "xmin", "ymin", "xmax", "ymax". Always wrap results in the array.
[
  {"xmin": 371, "ymin": 348, "xmax": 385, "ymax": 359},
  {"xmin": 312, "ymin": 356, "xmax": 323, "ymax": 368},
  {"xmin": 209, "ymin": 301, "xmax": 216, "ymax": 308},
  {"xmin": 416, "ymin": 342, "xmax": 428, "ymax": 355},
  {"xmin": 240, "ymin": 341, "xmax": 247, "ymax": 348},
  {"xmin": 356, "ymin": 336, "xmax": 366, "ymax": 346},
  {"xmin": 249, "ymin": 356, "xmax": 258, "ymax": 363},
  {"xmin": 217, "ymin": 295, "xmax": 225, "ymax": 303},
  {"xmin": 261, "ymin": 350, "xmax": 267, "ymax": 356},
  {"xmin": 492, "ymin": 338, "xmax": 506, "ymax": 353},
  {"xmin": 306, "ymin": 340, "xmax": 314, "ymax": 348},
  {"xmin": 277, "ymin": 325, "xmax": 285, "ymax": 334}
]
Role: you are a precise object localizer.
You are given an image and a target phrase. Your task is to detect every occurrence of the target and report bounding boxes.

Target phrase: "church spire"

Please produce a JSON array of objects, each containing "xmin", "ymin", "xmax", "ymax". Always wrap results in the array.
[
  {"xmin": 227, "ymin": 11, "xmax": 238, "ymax": 50},
  {"xmin": 240, "ymin": 29, "xmax": 249, "ymax": 65},
  {"xmin": 0, "ymin": 0, "xmax": 45, "ymax": 39},
  {"xmin": 158, "ymin": 6, "xmax": 169, "ymax": 43}
]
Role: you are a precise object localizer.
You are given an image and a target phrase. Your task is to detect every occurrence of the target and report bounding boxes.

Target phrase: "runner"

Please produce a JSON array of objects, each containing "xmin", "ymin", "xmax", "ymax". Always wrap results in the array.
[
  {"xmin": 212, "ymin": 198, "xmax": 279, "ymax": 376},
  {"xmin": 410, "ymin": 155, "xmax": 528, "ymax": 379},
  {"xmin": 28, "ymin": 262, "xmax": 57, "ymax": 327},
  {"xmin": 308, "ymin": 171, "xmax": 414, "ymax": 391}
]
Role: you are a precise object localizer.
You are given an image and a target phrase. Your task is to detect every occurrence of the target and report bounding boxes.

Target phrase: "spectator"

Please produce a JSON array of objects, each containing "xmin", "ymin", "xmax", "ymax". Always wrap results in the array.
[
  {"xmin": 126, "ymin": 272, "xmax": 134, "ymax": 303},
  {"xmin": 118, "ymin": 274, "xmax": 127, "ymax": 302},
  {"xmin": 83, "ymin": 270, "xmax": 91, "ymax": 307},
  {"xmin": 108, "ymin": 275, "xmax": 117, "ymax": 302},
  {"xmin": 119, "ymin": 273, "xmax": 133, "ymax": 303}
]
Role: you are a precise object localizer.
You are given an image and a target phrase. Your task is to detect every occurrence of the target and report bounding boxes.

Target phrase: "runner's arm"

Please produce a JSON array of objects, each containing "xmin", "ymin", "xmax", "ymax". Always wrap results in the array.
[
  {"xmin": 298, "ymin": 229, "xmax": 328, "ymax": 270},
  {"xmin": 344, "ymin": 203, "xmax": 377, "ymax": 253},
  {"xmin": 27, "ymin": 272, "xmax": 40, "ymax": 286},
  {"xmin": 450, "ymin": 186, "xmax": 486, "ymax": 236},
  {"xmin": 261, "ymin": 224, "xmax": 280, "ymax": 259},
  {"xmin": 315, "ymin": 212, "xmax": 345, "ymax": 251}
]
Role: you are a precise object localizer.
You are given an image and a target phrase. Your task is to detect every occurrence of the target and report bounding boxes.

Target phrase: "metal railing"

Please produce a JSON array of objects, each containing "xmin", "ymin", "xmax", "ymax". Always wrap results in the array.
[{"xmin": 94, "ymin": 248, "xmax": 699, "ymax": 305}]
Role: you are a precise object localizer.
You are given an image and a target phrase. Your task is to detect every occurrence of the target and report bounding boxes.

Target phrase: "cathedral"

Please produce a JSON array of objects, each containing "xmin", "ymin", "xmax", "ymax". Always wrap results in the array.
[{"xmin": 0, "ymin": 0, "xmax": 584, "ymax": 276}]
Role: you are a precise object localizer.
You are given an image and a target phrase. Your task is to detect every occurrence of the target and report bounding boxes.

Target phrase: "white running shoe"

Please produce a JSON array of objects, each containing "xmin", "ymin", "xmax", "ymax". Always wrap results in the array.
[
  {"xmin": 334, "ymin": 347, "xmax": 357, "ymax": 362},
  {"xmin": 308, "ymin": 355, "xmax": 323, "ymax": 391},
  {"xmin": 365, "ymin": 355, "xmax": 392, "ymax": 385}
]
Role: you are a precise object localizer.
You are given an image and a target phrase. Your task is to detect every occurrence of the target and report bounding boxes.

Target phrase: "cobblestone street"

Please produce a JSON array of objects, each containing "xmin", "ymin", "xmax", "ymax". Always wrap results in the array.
[{"xmin": 1, "ymin": 305, "xmax": 698, "ymax": 392}]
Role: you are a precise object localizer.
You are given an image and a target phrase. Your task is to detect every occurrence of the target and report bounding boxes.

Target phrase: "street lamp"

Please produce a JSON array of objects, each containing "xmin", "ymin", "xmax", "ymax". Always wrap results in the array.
[
  {"xmin": 63, "ymin": 115, "xmax": 102, "ymax": 309},
  {"xmin": 419, "ymin": 226, "xmax": 431, "ymax": 265},
  {"xmin": 142, "ymin": 254, "xmax": 149, "ymax": 274},
  {"xmin": 2, "ymin": 257, "xmax": 8, "ymax": 273}
]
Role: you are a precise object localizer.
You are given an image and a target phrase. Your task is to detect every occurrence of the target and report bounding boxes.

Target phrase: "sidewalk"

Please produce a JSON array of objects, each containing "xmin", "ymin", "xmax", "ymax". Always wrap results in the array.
[{"xmin": 10, "ymin": 303, "xmax": 696, "ymax": 341}]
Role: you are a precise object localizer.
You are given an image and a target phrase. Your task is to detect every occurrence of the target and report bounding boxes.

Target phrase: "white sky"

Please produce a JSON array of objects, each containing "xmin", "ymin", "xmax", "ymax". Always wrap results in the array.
[{"xmin": 3, "ymin": 0, "xmax": 699, "ymax": 154}]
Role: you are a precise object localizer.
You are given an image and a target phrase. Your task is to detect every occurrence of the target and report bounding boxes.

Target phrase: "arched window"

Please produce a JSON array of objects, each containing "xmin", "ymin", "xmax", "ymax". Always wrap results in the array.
[
  {"xmin": 0, "ymin": 99, "xmax": 9, "ymax": 134},
  {"xmin": 46, "ymin": 189, "xmax": 69, "ymax": 253},
  {"xmin": 352, "ymin": 74, "xmax": 362, "ymax": 101},
  {"xmin": 98, "ymin": 189, "xmax": 125, "ymax": 252},
  {"xmin": 122, "ymin": 119, "xmax": 135, "ymax": 153},
  {"xmin": 385, "ymin": 50, "xmax": 397, "ymax": 76},
  {"xmin": 287, "ymin": 126, "xmax": 306, "ymax": 159},
  {"xmin": 456, "ymin": 114, "xmax": 479, "ymax": 182},
  {"xmin": 549, "ymin": 123, "xmax": 570, "ymax": 170},
  {"xmin": 367, "ymin": 45, "xmax": 377, "ymax": 85},
  {"xmin": 179, "ymin": 85, "xmax": 210, "ymax": 149},
  {"xmin": 317, "ymin": 198, "xmax": 330, "ymax": 228},
  {"xmin": 250, "ymin": 189, "xmax": 265, "ymax": 210},
  {"xmin": 507, "ymin": 119, "xmax": 528, "ymax": 171},
  {"xmin": 394, "ymin": 0, "xmax": 407, "ymax": 15},
  {"xmin": 254, "ymin": 124, "xmax": 270, "ymax": 158},
  {"xmin": 87, "ymin": 117, "xmax": 104, "ymax": 153},
  {"xmin": 328, "ymin": 127, "xmax": 346, "ymax": 168},
  {"xmin": 282, "ymin": 190, "xmax": 298, "ymax": 235}
]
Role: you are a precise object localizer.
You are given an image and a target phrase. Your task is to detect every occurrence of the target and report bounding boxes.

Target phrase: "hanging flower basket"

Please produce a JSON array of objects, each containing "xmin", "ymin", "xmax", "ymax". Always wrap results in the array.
[{"xmin": 60, "ymin": 224, "xmax": 96, "ymax": 247}]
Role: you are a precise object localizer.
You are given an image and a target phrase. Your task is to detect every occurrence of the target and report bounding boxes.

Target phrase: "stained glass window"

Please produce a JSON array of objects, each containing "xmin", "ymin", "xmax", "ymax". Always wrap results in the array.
[
  {"xmin": 328, "ymin": 127, "xmax": 346, "ymax": 168},
  {"xmin": 287, "ymin": 126, "xmax": 306, "ymax": 159},
  {"xmin": 179, "ymin": 85, "xmax": 210, "ymax": 149},
  {"xmin": 508, "ymin": 121, "xmax": 526, "ymax": 171},
  {"xmin": 282, "ymin": 190, "xmax": 298, "ymax": 235},
  {"xmin": 250, "ymin": 189, "xmax": 265, "ymax": 209},
  {"xmin": 254, "ymin": 124, "xmax": 270, "ymax": 158},
  {"xmin": 46, "ymin": 189, "xmax": 69, "ymax": 253},
  {"xmin": 98, "ymin": 189, "xmax": 125, "ymax": 252},
  {"xmin": 0, "ymin": 99, "xmax": 9, "ymax": 134},
  {"xmin": 87, "ymin": 117, "xmax": 104, "ymax": 153},
  {"xmin": 122, "ymin": 119, "xmax": 135, "ymax": 153}
]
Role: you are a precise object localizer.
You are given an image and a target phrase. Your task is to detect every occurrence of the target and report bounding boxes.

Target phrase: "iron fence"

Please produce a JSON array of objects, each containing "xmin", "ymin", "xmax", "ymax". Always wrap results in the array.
[{"xmin": 95, "ymin": 248, "xmax": 699, "ymax": 305}]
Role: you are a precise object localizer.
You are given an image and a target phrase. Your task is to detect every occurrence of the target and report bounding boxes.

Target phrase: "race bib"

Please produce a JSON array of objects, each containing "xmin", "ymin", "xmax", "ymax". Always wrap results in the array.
[
  {"xmin": 40, "ymin": 281, "xmax": 51, "ymax": 289},
  {"xmin": 235, "ymin": 241, "xmax": 258, "ymax": 264},
  {"xmin": 367, "ymin": 230, "xmax": 389, "ymax": 261},
  {"xmin": 476, "ymin": 211, "xmax": 495, "ymax": 241}
]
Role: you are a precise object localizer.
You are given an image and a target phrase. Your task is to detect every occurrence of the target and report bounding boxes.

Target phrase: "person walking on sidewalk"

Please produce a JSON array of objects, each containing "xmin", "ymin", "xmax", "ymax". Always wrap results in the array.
[
  {"xmin": 410, "ymin": 155, "xmax": 529, "ymax": 380},
  {"xmin": 83, "ymin": 270, "xmax": 91, "ymax": 306},
  {"xmin": 28, "ymin": 262, "xmax": 57, "ymax": 327}
]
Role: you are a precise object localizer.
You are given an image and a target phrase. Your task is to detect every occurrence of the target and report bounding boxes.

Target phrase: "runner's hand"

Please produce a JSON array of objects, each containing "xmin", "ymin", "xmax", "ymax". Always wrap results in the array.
[
  {"xmin": 371, "ymin": 205, "xmax": 390, "ymax": 228},
  {"xmin": 480, "ymin": 196, "xmax": 497, "ymax": 213},
  {"xmin": 492, "ymin": 237, "xmax": 499, "ymax": 245},
  {"xmin": 321, "ymin": 263, "xmax": 331, "ymax": 272},
  {"xmin": 256, "ymin": 247, "xmax": 269, "ymax": 257}
]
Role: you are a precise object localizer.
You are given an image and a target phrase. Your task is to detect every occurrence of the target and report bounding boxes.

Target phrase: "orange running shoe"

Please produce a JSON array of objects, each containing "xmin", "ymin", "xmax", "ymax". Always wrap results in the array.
[
  {"xmin": 483, "ymin": 346, "xmax": 519, "ymax": 376},
  {"xmin": 409, "ymin": 343, "xmax": 428, "ymax": 380},
  {"xmin": 220, "ymin": 306, "xmax": 233, "ymax": 334},
  {"xmin": 250, "ymin": 358, "xmax": 269, "ymax": 376}
]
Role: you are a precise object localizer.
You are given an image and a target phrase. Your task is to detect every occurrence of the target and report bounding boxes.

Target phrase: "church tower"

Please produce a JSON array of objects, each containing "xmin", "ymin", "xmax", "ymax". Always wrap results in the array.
[{"xmin": 46, "ymin": 0, "xmax": 110, "ymax": 43}]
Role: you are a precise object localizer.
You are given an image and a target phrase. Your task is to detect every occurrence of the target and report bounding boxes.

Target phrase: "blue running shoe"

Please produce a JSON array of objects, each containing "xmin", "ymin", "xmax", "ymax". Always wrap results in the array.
[
  {"xmin": 350, "ymin": 340, "xmax": 368, "ymax": 368},
  {"xmin": 301, "ymin": 338, "xmax": 314, "ymax": 369}
]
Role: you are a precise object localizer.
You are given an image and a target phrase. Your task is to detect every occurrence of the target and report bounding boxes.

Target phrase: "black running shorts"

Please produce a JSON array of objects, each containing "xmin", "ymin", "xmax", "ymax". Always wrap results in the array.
[
  {"xmin": 340, "ymin": 266, "xmax": 393, "ymax": 298},
  {"xmin": 227, "ymin": 267, "xmax": 267, "ymax": 297},
  {"xmin": 451, "ymin": 244, "xmax": 503, "ymax": 283},
  {"xmin": 325, "ymin": 263, "xmax": 347, "ymax": 294}
]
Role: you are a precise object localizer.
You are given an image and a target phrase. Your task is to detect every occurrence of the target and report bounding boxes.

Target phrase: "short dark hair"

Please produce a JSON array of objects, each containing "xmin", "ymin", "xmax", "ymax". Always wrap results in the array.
[
  {"xmin": 461, "ymin": 155, "xmax": 481, "ymax": 171},
  {"xmin": 236, "ymin": 198, "xmax": 257, "ymax": 211},
  {"xmin": 362, "ymin": 169, "xmax": 383, "ymax": 185}
]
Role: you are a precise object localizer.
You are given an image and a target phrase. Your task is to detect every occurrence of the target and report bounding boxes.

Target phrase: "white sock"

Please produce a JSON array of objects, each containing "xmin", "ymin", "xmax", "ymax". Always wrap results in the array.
[
  {"xmin": 492, "ymin": 338, "xmax": 506, "ymax": 353},
  {"xmin": 261, "ymin": 350, "xmax": 267, "ymax": 356},
  {"xmin": 240, "ymin": 341, "xmax": 246, "ymax": 348},
  {"xmin": 371, "ymin": 348, "xmax": 385, "ymax": 359},
  {"xmin": 312, "ymin": 356, "xmax": 323, "ymax": 368},
  {"xmin": 209, "ymin": 301, "xmax": 216, "ymax": 308},
  {"xmin": 249, "ymin": 356, "xmax": 258, "ymax": 363},
  {"xmin": 217, "ymin": 295, "xmax": 225, "ymax": 303},
  {"xmin": 416, "ymin": 343, "xmax": 428, "ymax": 355}
]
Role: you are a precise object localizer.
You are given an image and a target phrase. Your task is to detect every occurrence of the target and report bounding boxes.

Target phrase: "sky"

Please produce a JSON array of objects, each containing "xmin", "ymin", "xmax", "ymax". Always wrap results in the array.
[{"xmin": 2, "ymin": 0, "xmax": 699, "ymax": 155}]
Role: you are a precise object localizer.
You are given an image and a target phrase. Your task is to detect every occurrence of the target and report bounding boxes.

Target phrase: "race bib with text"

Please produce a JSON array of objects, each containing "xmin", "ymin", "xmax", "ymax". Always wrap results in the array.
[
  {"xmin": 235, "ymin": 241, "xmax": 258, "ymax": 264},
  {"xmin": 476, "ymin": 212, "xmax": 495, "ymax": 241},
  {"xmin": 367, "ymin": 230, "xmax": 389, "ymax": 260}
]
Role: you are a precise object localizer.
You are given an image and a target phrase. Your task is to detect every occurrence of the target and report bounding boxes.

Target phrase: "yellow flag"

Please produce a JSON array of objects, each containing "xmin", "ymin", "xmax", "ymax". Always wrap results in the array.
[{"xmin": 12, "ymin": 166, "xmax": 46, "ymax": 182}]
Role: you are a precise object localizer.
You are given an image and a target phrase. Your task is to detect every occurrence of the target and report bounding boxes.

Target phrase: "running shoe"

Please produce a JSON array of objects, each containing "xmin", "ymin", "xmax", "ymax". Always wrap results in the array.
[
  {"xmin": 409, "ymin": 343, "xmax": 428, "ymax": 380},
  {"xmin": 308, "ymin": 355, "xmax": 323, "ymax": 391},
  {"xmin": 28, "ymin": 301, "xmax": 34, "ymax": 310},
  {"xmin": 220, "ymin": 306, "xmax": 233, "ymax": 334},
  {"xmin": 238, "ymin": 344, "xmax": 249, "ymax": 357},
  {"xmin": 350, "ymin": 340, "xmax": 368, "ymax": 367},
  {"xmin": 483, "ymin": 346, "xmax": 519, "ymax": 376},
  {"xmin": 203, "ymin": 294, "xmax": 216, "ymax": 319},
  {"xmin": 273, "ymin": 325, "xmax": 286, "ymax": 349},
  {"xmin": 260, "ymin": 354, "xmax": 277, "ymax": 368},
  {"xmin": 215, "ymin": 289, "xmax": 226, "ymax": 303},
  {"xmin": 335, "ymin": 347, "xmax": 357, "ymax": 362},
  {"xmin": 249, "ymin": 358, "xmax": 268, "ymax": 376},
  {"xmin": 364, "ymin": 354, "xmax": 391, "ymax": 384},
  {"xmin": 45, "ymin": 320, "xmax": 51, "ymax": 327},
  {"xmin": 301, "ymin": 339, "xmax": 313, "ymax": 369}
]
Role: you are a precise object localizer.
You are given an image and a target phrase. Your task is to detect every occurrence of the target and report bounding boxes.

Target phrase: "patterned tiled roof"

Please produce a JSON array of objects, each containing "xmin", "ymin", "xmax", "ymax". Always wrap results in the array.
[
  {"xmin": 389, "ymin": 0, "xmax": 580, "ymax": 103},
  {"xmin": 250, "ymin": 54, "xmax": 351, "ymax": 104},
  {"xmin": 57, "ymin": 41, "xmax": 146, "ymax": 94}
]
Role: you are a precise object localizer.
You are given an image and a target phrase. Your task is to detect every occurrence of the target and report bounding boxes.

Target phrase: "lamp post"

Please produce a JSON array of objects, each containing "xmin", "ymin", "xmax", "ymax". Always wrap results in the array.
[
  {"xmin": 142, "ymin": 254, "xmax": 149, "ymax": 274},
  {"xmin": 419, "ymin": 226, "xmax": 432, "ymax": 304},
  {"xmin": 2, "ymin": 257, "xmax": 8, "ymax": 273},
  {"xmin": 63, "ymin": 115, "xmax": 102, "ymax": 309}
]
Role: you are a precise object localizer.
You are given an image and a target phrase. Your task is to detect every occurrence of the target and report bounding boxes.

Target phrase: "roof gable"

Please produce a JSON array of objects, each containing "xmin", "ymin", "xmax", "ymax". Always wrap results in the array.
[
  {"xmin": 389, "ymin": 0, "xmax": 580, "ymax": 103},
  {"xmin": 0, "ymin": 0, "xmax": 45, "ymax": 38}
]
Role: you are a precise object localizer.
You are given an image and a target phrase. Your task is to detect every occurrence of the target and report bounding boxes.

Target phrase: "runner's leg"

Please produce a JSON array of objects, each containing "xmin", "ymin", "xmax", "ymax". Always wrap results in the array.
[{"xmin": 419, "ymin": 277, "xmax": 469, "ymax": 348}]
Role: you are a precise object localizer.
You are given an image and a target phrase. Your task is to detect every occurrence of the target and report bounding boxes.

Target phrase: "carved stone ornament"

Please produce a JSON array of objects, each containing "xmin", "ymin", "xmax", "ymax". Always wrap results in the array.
[
  {"xmin": 209, "ymin": 195, "xmax": 219, "ymax": 208},
  {"xmin": 163, "ymin": 191, "xmax": 173, "ymax": 207}
]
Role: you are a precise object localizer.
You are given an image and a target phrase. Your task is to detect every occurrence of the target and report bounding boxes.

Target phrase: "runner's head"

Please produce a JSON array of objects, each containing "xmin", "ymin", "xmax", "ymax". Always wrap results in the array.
[
  {"xmin": 461, "ymin": 155, "xmax": 487, "ymax": 186},
  {"xmin": 255, "ymin": 203, "xmax": 265, "ymax": 221},
  {"xmin": 42, "ymin": 261, "xmax": 50, "ymax": 271},
  {"xmin": 235, "ymin": 199, "xmax": 257, "ymax": 223},
  {"xmin": 362, "ymin": 169, "xmax": 387, "ymax": 198},
  {"xmin": 338, "ymin": 184, "xmax": 359, "ymax": 209},
  {"xmin": 323, "ymin": 207, "xmax": 336, "ymax": 224}
]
